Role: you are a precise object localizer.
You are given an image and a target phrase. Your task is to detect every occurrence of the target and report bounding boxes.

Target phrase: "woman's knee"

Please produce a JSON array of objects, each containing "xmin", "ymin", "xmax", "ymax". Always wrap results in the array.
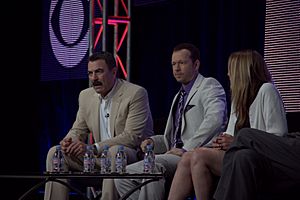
[
  {"xmin": 190, "ymin": 148, "xmax": 210, "ymax": 164},
  {"xmin": 177, "ymin": 151, "xmax": 193, "ymax": 169}
]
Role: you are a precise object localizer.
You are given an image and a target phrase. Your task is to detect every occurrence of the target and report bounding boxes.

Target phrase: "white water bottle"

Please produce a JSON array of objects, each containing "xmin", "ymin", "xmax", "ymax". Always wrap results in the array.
[
  {"xmin": 115, "ymin": 145, "xmax": 127, "ymax": 174},
  {"xmin": 100, "ymin": 145, "xmax": 111, "ymax": 174},
  {"xmin": 52, "ymin": 145, "xmax": 64, "ymax": 172},
  {"xmin": 143, "ymin": 144, "xmax": 155, "ymax": 173},
  {"xmin": 83, "ymin": 145, "xmax": 95, "ymax": 173}
]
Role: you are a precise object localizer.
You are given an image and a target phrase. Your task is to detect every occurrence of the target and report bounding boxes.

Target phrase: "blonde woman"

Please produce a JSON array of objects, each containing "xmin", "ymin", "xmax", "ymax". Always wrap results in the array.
[{"xmin": 168, "ymin": 50, "xmax": 288, "ymax": 200}]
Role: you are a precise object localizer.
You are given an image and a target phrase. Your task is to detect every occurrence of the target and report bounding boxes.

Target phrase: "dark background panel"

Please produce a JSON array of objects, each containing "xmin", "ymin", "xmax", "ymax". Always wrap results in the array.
[{"xmin": 130, "ymin": 0, "xmax": 266, "ymax": 133}]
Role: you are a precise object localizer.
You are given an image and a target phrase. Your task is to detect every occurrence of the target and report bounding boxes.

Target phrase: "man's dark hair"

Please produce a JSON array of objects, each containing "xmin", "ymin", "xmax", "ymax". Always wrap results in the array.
[
  {"xmin": 173, "ymin": 43, "xmax": 200, "ymax": 63},
  {"xmin": 88, "ymin": 51, "xmax": 117, "ymax": 70}
]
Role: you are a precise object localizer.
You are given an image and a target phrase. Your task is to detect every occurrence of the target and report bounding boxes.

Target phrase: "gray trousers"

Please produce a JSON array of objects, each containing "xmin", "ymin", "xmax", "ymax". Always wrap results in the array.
[
  {"xmin": 214, "ymin": 128, "xmax": 300, "ymax": 200},
  {"xmin": 115, "ymin": 153, "xmax": 181, "ymax": 200},
  {"xmin": 44, "ymin": 145, "xmax": 138, "ymax": 200}
]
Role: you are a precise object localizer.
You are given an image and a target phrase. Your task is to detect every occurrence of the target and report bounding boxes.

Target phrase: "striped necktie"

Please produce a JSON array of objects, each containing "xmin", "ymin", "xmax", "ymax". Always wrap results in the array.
[{"xmin": 173, "ymin": 89, "xmax": 186, "ymax": 148}]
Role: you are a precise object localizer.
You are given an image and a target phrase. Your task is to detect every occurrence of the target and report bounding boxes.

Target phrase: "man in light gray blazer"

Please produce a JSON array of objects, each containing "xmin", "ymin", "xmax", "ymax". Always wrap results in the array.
[
  {"xmin": 44, "ymin": 52, "xmax": 153, "ymax": 200},
  {"xmin": 115, "ymin": 43, "xmax": 228, "ymax": 200}
]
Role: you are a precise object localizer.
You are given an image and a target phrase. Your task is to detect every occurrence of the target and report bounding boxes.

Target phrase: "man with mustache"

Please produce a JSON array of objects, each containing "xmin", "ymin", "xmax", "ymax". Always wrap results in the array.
[
  {"xmin": 115, "ymin": 43, "xmax": 228, "ymax": 200},
  {"xmin": 44, "ymin": 51, "xmax": 154, "ymax": 200}
]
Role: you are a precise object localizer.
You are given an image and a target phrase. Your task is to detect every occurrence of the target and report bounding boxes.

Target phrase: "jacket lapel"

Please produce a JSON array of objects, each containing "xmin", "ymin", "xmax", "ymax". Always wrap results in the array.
[
  {"xmin": 184, "ymin": 74, "xmax": 203, "ymax": 109},
  {"xmin": 92, "ymin": 92, "xmax": 101, "ymax": 142},
  {"xmin": 181, "ymin": 74, "xmax": 204, "ymax": 132},
  {"xmin": 109, "ymin": 79, "xmax": 123, "ymax": 137}
]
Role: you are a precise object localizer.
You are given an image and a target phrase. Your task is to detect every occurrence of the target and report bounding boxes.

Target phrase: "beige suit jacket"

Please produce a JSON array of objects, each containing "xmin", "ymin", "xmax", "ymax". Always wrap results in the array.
[{"xmin": 65, "ymin": 79, "xmax": 154, "ymax": 153}]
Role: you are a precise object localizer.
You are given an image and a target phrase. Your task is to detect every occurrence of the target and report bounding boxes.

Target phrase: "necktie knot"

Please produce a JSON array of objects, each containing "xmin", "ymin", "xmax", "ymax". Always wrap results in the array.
[
  {"xmin": 179, "ymin": 90, "xmax": 186, "ymax": 103},
  {"xmin": 180, "ymin": 89, "xmax": 186, "ymax": 97},
  {"xmin": 178, "ymin": 90, "xmax": 186, "ymax": 110}
]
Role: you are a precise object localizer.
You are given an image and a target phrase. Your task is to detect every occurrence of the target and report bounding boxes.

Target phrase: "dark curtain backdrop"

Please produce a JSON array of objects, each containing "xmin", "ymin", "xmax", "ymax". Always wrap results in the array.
[
  {"xmin": 130, "ymin": 0, "xmax": 265, "ymax": 133},
  {"xmin": 0, "ymin": 0, "xmax": 266, "ymax": 198}
]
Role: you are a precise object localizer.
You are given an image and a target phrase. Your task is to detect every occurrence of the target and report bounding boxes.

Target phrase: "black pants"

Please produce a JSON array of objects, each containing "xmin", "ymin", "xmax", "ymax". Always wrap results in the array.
[{"xmin": 214, "ymin": 128, "xmax": 300, "ymax": 200}]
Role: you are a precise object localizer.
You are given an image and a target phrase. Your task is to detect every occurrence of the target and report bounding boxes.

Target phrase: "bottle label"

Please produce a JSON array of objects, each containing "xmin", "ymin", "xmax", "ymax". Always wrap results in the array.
[
  {"xmin": 84, "ymin": 159, "xmax": 92, "ymax": 172},
  {"xmin": 52, "ymin": 158, "xmax": 60, "ymax": 172},
  {"xmin": 100, "ymin": 157, "xmax": 111, "ymax": 173},
  {"xmin": 143, "ymin": 151, "xmax": 155, "ymax": 173},
  {"xmin": 115, "ymin": 157, "xmax": 124, "ymax": 173}
]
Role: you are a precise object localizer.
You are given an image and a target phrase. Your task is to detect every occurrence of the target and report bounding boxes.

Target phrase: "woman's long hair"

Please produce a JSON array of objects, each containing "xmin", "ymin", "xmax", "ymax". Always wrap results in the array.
[{"xmin": 228, "ymin": 50, "xmax": 272, "ymax": 132}]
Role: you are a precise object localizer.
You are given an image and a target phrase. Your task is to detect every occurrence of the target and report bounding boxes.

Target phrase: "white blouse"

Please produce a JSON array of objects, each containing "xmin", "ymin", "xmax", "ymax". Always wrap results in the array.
[{"xmin": 226, "ymin": 82, "xmax": 288, "ymax": 136}]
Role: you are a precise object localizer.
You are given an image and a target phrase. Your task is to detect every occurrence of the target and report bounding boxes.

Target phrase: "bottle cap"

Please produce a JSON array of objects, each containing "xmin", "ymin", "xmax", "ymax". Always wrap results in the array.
[
  {"xmin": 118, "ymin": 145, "xmax": 124, "ymax": 150},
  {"xmin": 146, "ymin": 144, "xmax": 153, "ymax": 150},
  {"xmin": 103, "ymin": 145, "xmax": 109, "ymax": 151},
  {"xmin": 86, "ymin": 145, "xmax": 93, "ymax": 151}
]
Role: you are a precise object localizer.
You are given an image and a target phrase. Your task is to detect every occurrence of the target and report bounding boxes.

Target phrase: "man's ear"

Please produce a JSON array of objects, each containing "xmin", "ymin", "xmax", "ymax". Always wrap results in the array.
[
  {"xmin": 112, "ymin": 67, "xmax": 117, "ymax": 76},
  {"xmin": 194, "ymin": 60, "xmax": 200, "ymax": 70}
]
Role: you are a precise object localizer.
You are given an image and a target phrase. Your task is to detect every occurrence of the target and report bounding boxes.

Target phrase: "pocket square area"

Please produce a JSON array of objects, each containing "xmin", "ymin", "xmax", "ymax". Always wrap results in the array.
[{"xmin": 185, "ymin": 104, "xmax": 195, "ymax": 112}]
